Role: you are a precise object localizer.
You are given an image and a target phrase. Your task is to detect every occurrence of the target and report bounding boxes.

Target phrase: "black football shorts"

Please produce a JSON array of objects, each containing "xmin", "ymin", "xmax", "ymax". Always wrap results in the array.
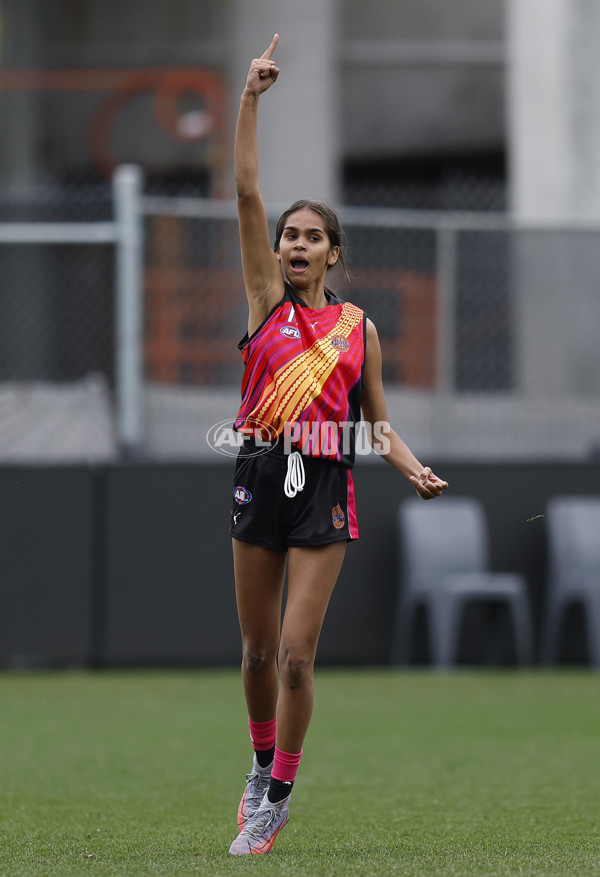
[{"xmin": 229, "ymin": 444, "xmax": 359, "ymax": 551}]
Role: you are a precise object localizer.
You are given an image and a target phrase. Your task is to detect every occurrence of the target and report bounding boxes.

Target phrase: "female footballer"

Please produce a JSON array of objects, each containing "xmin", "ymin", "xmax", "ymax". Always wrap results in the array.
[{"xmin": 228, "ymin": 34, "xmax": 448, "ymax": 856}]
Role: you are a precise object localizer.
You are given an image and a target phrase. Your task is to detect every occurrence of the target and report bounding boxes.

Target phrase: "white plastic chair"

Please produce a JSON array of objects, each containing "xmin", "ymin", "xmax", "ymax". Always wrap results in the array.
[
  {"xmin": 391, "ymin": 497, "xmax": 533, "ymax": 668},
  {"xmin": 542, "ymin": 496, "xmax": 600, "ymax": 666}
]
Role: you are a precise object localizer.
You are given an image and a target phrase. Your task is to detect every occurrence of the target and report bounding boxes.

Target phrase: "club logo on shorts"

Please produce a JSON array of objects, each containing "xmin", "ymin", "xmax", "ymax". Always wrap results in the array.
[
  {"xmin": 331, "ymin": 335, "xmax": 350, "ymax": 352},
  {"xmin": 332, "ymin": 503, "xmax": 345, "ymax": 529},
  {"xmin": 280, "ymin": 325, "xmax": 301, "ymax": 339},
  {"xmin": 233, "ymin": 486, "xmax": 252, "ymax": 505}
]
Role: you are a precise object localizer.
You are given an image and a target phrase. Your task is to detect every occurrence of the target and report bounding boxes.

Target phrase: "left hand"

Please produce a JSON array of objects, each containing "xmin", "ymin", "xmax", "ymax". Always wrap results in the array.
[{"xmin": 409, "ymin": 467, "xmax": 449, "ymax": 500}]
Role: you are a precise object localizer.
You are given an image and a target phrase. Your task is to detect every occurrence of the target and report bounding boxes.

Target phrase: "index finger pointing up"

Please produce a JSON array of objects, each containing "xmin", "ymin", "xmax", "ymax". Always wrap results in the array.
[{"xmin": 260, "ymin": 33, "xmax": 279, "ymax": 60}]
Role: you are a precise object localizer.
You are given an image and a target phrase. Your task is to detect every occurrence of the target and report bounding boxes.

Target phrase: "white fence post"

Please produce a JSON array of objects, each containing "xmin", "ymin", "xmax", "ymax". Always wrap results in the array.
[
  {"xmin": 113, "ymin": 164, "xmax": 144, "ymax": 456},
  {"xmin": 435, "ymin": 225, "xmax": 457, "ymax": 394}
]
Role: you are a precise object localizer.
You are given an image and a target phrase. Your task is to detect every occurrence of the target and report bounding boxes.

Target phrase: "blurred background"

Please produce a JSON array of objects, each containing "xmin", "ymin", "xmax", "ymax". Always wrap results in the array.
[{"xmin": 0, "ymin": 0, "xmax": 599, "ymax": 669}]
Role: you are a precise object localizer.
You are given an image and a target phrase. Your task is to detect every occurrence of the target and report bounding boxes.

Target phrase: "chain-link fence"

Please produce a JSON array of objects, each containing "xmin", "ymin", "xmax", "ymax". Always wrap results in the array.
[
  {"xmin": 1, "ymin": 169, "xmax": 599, "ymax": 463},
  {"xmin": 0, "ymin": 180, "xmax": 117, "ymax": 461}
]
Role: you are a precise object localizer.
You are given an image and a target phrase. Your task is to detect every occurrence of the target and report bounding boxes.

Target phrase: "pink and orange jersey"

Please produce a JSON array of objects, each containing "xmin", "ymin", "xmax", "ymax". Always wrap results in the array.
[{"xmin": 235, "ymin": 283, "xmax": 366, "ymax": 467}]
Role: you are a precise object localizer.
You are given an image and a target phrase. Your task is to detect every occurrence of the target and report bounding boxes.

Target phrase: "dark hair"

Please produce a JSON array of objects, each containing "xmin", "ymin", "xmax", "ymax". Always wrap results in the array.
[{"xmin": 273, "ymin": 199, "xmax": 350, "ymax": 282}]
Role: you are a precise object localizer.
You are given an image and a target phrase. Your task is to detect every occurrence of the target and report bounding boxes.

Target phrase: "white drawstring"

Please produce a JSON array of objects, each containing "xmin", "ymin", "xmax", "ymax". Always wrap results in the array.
[{"xmin": 284, "ymin": 451, "xmax": 305, "ymax": 498}]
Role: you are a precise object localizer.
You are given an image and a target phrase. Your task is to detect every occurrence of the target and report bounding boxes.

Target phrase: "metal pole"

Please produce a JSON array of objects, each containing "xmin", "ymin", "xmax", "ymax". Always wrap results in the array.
[
  {"xmin": 113, "ymin": 164, "xmax": 144, "ymax": 456},
  {"xmin": 435, "ymin": 226, "xmax": 457, "ymax": 394},
  {"xmin": 431, "ymin": 226, "xmax": 458, "ymax": 458}
]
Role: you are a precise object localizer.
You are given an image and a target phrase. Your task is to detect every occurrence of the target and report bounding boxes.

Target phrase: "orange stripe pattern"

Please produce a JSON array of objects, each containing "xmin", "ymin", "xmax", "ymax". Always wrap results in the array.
[{"xmin": 251, "ymin": 302, "xmax": 363, "ymax": 434}]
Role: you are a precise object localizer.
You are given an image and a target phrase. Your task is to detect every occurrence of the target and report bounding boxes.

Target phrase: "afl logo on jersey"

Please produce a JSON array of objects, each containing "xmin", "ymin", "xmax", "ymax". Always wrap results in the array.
[
  {"xmin": 331, "ymin": 335, "xmax": 350, "ymax": 352},
  {"xmin": 233, "ymin": 486, "xmax": 252, "ymax": 505},
  {"xmin": 280, "ymin": 325, "xmax": 300, "ymax": 339}
]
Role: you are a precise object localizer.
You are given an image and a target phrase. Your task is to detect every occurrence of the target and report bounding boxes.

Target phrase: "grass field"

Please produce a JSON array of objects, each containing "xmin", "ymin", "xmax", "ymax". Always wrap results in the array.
[{"xmin": 1, "ymin": 669, "xmax": 599, "ymax": 876}]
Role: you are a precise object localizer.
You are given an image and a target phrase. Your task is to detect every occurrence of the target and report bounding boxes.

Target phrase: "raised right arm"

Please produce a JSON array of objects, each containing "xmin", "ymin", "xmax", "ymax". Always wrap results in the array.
[{"xmin": 235, "ymin": 34, "xmax": 285, "ymax": 333}]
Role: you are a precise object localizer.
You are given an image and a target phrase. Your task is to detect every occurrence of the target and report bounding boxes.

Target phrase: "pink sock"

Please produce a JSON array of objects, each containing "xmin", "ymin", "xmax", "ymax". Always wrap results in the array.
[
  {"xmin": 248, "ymin": 717, "xmax": 276, "ymax": 752},
  {"xmin": 272, "ymin": 746, "xmax": 303, "ymax": 783}
]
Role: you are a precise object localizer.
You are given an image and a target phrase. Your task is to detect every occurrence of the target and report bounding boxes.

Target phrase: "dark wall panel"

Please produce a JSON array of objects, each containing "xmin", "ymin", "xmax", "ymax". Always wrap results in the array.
[
  {"xmin": 0, "ymin": 467, "xmax": 94, "ymax": 666},
  {"xmin": 1, "ymin": 462, "xmax": 598, "ymax": 667},
  {"xmin": 345, "ymin": 460, "xmax": 600, "ymax": 663},
  {"xmin": 102, "ymin": 466, "xmax": 239, "ymax": 664}
]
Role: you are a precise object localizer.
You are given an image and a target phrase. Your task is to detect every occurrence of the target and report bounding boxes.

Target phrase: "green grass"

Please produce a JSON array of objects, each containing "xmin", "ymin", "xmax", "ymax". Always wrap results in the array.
[{"xmin": 1, "ymin": 669, "xmax": 600, "ymax": 876}]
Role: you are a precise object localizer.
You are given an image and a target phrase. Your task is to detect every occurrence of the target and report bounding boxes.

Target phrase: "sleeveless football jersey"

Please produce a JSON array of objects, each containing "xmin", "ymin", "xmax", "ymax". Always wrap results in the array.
[{"xmin": 235, "ymin": 282, "xmax": 366, "ymax": 467}]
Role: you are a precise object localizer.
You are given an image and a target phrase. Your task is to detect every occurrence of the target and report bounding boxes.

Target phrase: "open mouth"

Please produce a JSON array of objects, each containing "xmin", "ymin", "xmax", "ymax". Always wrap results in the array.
[{"xmin": 290, "ymin": 258, "xmax": 309, "ymax": 272}]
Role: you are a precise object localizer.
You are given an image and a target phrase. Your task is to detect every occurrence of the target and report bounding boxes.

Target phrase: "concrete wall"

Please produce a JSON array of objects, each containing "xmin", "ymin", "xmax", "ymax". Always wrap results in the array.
[
  {"xmin": 507, "ymin": 0, "xmax": 600, "ymax": 399},
  {"xmin": 0, "ymin": 0, "xmax": 505, "ymax": 183},
  {"xmin": 508, "ymin": 0, "xmax": 600, "ymax": 223},
  {"xmin": 340, "ymin": 0, "xmax": 505, "ymax": 160}
]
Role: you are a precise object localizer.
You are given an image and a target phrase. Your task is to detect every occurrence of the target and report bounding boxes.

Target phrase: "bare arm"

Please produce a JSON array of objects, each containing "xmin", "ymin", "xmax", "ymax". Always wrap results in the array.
[
  {"xmin": 235, "ymin": 34, "xmax": 285, "ymax": 333},
  {"xmin": 361, "ymin": 318, "xmax": 448, "ymax": 500}
]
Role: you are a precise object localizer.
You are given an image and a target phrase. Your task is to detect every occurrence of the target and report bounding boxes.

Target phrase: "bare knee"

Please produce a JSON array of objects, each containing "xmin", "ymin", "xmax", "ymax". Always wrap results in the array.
[
  {"xmin": 279, "ymin": 648, "xmax": 313, "ymax": 691},
  {"xmin": 242, "ymin": 643, "xmax": 275, "ymax": 675}
]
